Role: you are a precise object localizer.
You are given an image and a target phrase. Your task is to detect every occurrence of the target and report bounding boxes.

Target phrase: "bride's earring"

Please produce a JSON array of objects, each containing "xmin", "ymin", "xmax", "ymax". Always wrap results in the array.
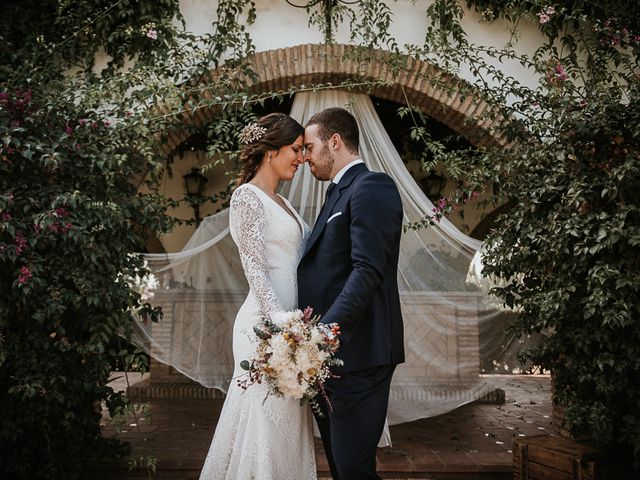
[{"xmin": 268, "ymin": 152, "xmax": 272, "ymax": 162}]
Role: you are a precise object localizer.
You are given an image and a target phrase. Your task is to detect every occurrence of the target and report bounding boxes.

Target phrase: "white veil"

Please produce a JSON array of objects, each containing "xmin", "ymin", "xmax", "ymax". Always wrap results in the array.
[{"xmin": 134, "ymin": 90, "xmax": 511, "ymax": 425}]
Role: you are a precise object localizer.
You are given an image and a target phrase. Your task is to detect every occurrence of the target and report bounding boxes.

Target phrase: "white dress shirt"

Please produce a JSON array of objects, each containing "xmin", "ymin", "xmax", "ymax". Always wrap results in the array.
[{"xmin": 331, "ymin": 159, "xmax": 364, "ymax": 185}]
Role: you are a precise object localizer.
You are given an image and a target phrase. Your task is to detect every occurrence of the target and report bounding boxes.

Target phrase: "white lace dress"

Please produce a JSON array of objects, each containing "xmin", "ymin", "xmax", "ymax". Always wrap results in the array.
[{"xmin": 199, "ymin": 183, "xmax": 316, "ymax": 480}]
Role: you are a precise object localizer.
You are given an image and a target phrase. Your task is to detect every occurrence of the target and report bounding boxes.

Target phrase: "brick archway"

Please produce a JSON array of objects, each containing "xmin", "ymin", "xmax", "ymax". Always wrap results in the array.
[
  {"xmin": 161, "ymin": 43, "xmax": 506, "ymax": 155},
  {"xmin": 141, "ymin": 44, "xmax": 510, "ymax": 397}
]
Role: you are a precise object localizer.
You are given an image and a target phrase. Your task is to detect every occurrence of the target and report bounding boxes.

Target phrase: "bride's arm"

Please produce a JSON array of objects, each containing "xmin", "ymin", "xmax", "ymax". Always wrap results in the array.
[{"xmin": 229, "ymin": 187, "xmax": 284, "ymax": 316}]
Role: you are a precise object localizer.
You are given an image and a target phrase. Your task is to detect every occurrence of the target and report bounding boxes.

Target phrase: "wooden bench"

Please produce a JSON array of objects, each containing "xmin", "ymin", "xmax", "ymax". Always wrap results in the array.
[{"xmin": 513, "ymin": 434, "xmax": 634, "ymax": 479}]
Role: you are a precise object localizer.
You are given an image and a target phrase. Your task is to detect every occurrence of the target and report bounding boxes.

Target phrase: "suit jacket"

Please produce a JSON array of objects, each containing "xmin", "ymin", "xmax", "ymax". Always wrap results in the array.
[{"xmin": 298, "ymin": 163, "xmax": 405, "ymax": 373}]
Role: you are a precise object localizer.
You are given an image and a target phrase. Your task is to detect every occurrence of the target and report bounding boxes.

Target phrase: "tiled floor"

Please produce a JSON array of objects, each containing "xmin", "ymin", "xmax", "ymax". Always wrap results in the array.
[{"xmin": 97, "ymin": 374, "xmax": 554, "ymax": 479}]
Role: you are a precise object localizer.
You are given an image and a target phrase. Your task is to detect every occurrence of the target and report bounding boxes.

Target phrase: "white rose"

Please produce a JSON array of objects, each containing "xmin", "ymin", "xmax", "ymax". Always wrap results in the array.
[
  {"xmin": 270, "ymin": 311, "xmax": 290, "ymax": 327},
  {"xmin": 277, "ymin": 366, "xmax": 307, "ymax": 399},
  {"xmin": 267, "ymin": 334, "xmax": 291, "ymax": 370},
  {"xmin": 310, "ymin": 328, "xmax": 325, "ymax": 345}
]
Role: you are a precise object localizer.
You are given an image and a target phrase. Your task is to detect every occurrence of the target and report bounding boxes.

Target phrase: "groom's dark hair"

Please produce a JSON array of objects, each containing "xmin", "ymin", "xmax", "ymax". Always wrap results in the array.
[{"xmin": 306, "ymin": 107, "xmax": 359, "ymax": 155}]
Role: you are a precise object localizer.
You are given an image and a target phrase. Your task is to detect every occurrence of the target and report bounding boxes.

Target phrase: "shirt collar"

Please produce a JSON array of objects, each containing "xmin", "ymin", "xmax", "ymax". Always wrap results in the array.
[{"xmin": 332, "ymin": 159, "xmax": 364, "ymax": 185}]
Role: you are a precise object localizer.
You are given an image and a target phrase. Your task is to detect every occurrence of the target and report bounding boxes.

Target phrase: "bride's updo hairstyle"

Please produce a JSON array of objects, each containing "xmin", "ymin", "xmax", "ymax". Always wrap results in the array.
[{"xmin": 236, "ymin": 112, "xmax": 304, "ymax": 186}]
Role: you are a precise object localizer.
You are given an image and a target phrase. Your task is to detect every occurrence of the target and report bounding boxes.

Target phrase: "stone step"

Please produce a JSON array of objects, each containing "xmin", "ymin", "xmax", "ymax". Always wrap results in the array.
[{"xmin": 125, "ymin": 378, "xmax": 505, "ymax": 405}]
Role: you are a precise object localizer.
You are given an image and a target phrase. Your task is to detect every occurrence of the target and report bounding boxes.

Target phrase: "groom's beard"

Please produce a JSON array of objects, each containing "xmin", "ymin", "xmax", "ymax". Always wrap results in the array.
[{"xmin": 309, "ymin": 144, "xmax": 334, "ymax": 181}]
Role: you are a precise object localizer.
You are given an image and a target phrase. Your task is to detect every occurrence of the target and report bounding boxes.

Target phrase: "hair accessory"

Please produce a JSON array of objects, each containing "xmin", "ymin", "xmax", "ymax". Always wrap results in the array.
[{"xmin": 239, "ymin": 122, "xmax": 267, "ymax": 145}]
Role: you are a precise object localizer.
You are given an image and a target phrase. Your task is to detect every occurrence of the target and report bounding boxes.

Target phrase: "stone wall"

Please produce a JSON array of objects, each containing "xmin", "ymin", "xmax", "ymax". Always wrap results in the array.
[{"xmin": 129, "ymin": 290, "xmax": 484, "ymax": 400}]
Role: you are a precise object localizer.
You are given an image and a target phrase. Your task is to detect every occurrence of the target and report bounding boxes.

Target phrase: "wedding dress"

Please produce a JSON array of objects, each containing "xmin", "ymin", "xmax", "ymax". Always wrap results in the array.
[{"xmin": 199, "ymin": 183, "xmax": 316, "ymax": 480}]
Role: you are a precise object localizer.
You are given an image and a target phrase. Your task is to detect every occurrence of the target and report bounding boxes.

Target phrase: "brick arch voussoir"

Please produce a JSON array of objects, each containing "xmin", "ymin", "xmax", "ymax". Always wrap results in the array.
[{"xmin": 161, "ymin": 44, "xmax": 508, "ymax": 156}]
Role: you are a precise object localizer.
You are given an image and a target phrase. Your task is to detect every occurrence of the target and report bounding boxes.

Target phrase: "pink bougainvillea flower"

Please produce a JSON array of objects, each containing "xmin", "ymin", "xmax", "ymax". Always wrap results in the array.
[
  {"xmin": 54, "ymin": 207, "xmax": 69, "ymax": 218},
  {"xmin": 146, "ymin": 30, "xmax": 158, "ymax": 40},
  {"xmin": 18, "ymin": 266, "xmax": 32, "ymax": 284},
  {"xmin": 553, "ymin": 62, "xmax": 568, "ymax": 81},
  {"xmin": 538, "ymin": 6, "xmax": 555, "ymax": 24},
  {"xmin": 15, "ymin": 232, "xmax": 27, "ymax": 255}
]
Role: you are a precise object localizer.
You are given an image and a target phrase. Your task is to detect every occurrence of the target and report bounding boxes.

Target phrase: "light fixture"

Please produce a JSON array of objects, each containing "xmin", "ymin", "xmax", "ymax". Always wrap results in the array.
[
  {"xmin": 420, "ymin": 172, "xmax": 447, "ymax": 200},
  {"xmin": 183, "ymin": 167, "xmax": 208, "ymax": 226}
]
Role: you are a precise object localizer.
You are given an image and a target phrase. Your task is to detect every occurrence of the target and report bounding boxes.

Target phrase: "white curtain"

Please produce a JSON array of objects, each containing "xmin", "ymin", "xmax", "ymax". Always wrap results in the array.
[{"xmin": 134, "ymin": 90, "xmax": 512, "ymax": 425}]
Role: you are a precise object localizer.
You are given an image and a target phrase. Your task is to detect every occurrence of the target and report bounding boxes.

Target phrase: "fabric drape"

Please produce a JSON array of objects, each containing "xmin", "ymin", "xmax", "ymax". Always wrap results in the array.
[{"xmin": 134, "ymin": 90, "xmax": 513, "ymax": 425}]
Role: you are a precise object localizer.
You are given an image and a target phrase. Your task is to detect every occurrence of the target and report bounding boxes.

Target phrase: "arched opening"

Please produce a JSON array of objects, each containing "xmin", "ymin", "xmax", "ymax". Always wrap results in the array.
[{"xmin": 135, "ymin": 44, "xmax": 517, "ymax": 396}]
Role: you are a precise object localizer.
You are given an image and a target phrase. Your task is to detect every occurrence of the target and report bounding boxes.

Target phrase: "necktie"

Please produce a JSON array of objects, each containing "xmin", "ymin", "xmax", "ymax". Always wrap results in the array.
[{"xmin": 324, "ymin": 182, "xmax": 336, "ymax": 205}]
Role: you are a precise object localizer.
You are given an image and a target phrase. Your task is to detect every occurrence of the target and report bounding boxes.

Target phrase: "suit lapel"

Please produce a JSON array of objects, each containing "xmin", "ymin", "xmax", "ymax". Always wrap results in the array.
[{"xmin": 302, "ymin": 163, "xmax": 367, "ymax": 258}]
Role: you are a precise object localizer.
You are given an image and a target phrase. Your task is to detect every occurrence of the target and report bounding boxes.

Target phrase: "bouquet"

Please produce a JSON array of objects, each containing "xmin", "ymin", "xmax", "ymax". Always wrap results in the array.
[{"xmin": 238, "ymin": 307, "xmax": 342, "ymax": 413}]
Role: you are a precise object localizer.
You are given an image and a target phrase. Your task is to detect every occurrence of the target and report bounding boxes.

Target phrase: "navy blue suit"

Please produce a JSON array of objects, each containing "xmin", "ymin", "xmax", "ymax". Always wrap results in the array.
[{"xmin": 298, "ymin": 162, "xmax": 404, "ymax": 479}]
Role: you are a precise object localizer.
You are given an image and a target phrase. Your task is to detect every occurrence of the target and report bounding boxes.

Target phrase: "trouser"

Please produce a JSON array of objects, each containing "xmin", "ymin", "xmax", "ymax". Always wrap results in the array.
[{"xmin": 314, "ymin": 365, "xmax": 395, "ymax": 480}]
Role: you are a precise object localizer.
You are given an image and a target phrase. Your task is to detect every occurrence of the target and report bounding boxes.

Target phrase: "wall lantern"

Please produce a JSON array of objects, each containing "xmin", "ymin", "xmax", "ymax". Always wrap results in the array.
[
  {"xmin": 183, "ymin": 167, "xmax": 208, "ymax": 226},
  {"xmin": 420, "ymin": 172, "xmax": 447, "ymax": 200}
]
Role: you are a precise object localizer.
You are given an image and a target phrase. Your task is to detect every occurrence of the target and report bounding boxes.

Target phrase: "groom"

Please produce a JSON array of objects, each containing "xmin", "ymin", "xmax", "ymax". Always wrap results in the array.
[{"xmin": 298, "ymin": 107, "xmax": 405, "ymax": 479}]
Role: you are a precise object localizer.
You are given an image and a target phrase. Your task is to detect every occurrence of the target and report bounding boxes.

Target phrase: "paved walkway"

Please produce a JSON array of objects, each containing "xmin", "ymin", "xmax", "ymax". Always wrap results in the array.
[{"xmin": 97, "ymin": 374, "xmax": 554, "ymax": 479}]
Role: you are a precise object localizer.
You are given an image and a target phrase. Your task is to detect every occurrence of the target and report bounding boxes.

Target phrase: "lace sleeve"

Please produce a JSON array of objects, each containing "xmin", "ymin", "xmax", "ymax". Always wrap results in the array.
[{"xmin": 229, "ymin": 187, "xmax": 284, "ymax": 316}]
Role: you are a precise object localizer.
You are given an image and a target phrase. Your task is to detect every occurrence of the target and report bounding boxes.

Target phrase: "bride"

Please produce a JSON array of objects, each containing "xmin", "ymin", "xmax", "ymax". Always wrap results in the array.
[{"xmin": 199, "ymin": 113, "xmax": 316, "ymax": 479}]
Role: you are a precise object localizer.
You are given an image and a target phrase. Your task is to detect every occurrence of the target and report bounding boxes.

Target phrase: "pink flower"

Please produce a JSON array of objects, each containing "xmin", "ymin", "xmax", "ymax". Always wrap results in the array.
[
  {"xmin": 54, "ymin": 207, "xmax": 69, "ymax": 218},
  {"xmin": 146, "ymin": 30, "xmax": 158, "ymax": 40},
  {"xmin": 102, "ymin": 119, "xmax": 111, "ymax": 127},
  {"xmin": 65, "ymin": 124, "xmax": 73, "ymax": 135},
  {"xmin": 18, "ymin": 266, "xmax": 32, "ymax": 284},
  {"xmin": 554, "ymin": 62, "xmax": 568, "ymax": 81},
  {"xmin": 15, "ymin": 231, "xmax": 27, "ymax": 255},
  {"xmin": 78, "ymin": 118, "xmax": 89, "ymax": 126},
  {"xmin": 1, "ymin": 212, "xmax": 10, "ymax": 221},
  {"xmin": 538, "ymin": 6, "xmax": 555, "ymax": 24}
]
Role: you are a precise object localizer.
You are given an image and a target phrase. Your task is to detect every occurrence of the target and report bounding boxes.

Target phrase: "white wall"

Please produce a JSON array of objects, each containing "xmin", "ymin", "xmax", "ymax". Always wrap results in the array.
[
  {"xmin": 178, "ymin": 0, "xmax": 546, "ymax": 90},
  {"xmin": 154, "ymin": 1, "xmax": 551, "ymax": 249}
]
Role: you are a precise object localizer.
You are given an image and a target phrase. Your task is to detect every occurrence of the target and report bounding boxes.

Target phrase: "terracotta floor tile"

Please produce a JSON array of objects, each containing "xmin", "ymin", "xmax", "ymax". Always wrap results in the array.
[{"xmin": 98, "ymin": 374, "xmax": 552, "ymax": 478}]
